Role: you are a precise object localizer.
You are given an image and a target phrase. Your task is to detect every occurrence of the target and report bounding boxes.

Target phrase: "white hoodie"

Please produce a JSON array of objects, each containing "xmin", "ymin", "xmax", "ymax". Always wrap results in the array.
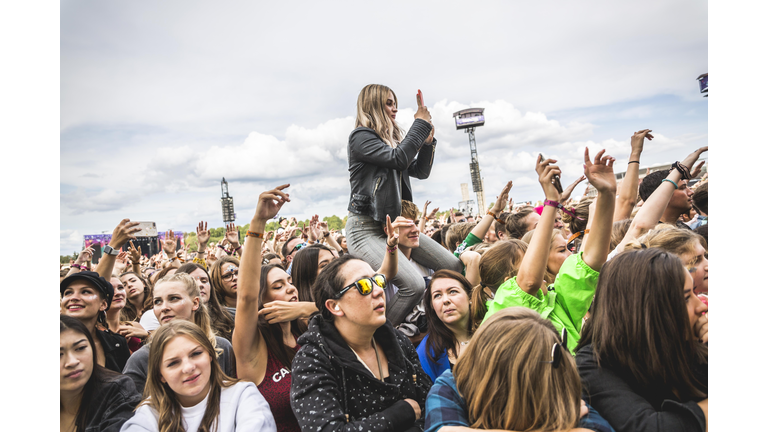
[{"xmin": 120, "ymin": 381, "xmax": 276, "ymax": 432}]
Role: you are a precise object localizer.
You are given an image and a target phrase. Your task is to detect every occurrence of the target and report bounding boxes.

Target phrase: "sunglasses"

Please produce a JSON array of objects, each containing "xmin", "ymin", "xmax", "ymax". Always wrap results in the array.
[
  {"xmin": 290, "ymin": 242, "xmax": 309, "ymax": 256},
  {"xmin": 566, "ymin": 229, "xmax": 589, "ymax": 253},
  {"xmin": 333, "ymin": 274, "xmax": 387, "ymax": 299},
  {"xmin": 541, "ymin": 327, "xmax": 569, "ymax": 368}
]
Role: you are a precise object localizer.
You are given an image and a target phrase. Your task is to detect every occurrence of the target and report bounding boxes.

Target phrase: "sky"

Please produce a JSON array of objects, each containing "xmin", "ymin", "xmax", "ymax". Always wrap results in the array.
[{"xmin": 59, "ymin": 1, "xmax": 709, "ymax": 255}]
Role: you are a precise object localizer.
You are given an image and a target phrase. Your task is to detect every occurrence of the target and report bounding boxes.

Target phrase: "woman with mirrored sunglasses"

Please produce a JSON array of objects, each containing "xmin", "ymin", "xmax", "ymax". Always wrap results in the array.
[
  {"xmin": 290, "ymin": 252, "xmax": 433, "ymax": 432},
  {"xmin": 234, "ymin": 185, "xmax": 400, "ymax": 432},
  {"xmin": 424, "ymin": 307, "xmax": 613, "ymax": 432}
]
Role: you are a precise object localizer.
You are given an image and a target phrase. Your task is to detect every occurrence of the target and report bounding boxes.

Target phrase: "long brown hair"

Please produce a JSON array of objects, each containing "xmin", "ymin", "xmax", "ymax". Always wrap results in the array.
[
  {"xmin": 423, "ymin": 270, "xmax": 474, "ymax": 366},
  {"xmin": 521, "ymin": 228, "xmax": 562, "ymax": 285},
  {"xmin": 177, "ymin": 263, "xmax": 235, "ymax": 342},
  {"xmin": 258, "ymin": 264, "xmax": 308, "ymax": 370},
  {"xmin": 140, "ymin": 320, "xmax": 237, "ymax": 432},
  {"xmin": 209, "ymin": 256, "xmax": 240, "ymax": 308},
  {"xmin": 454, "ymin": 307, "xmax": 582, "ymax": 431},
  {"xmin": 470, "ymin": 240, "xmax": 528, "ymax": 330},
  {"xmin": 576, "ymin": 248, "xmax": 707, "ymax": 400},
  {"xmin": 355, "ymin": 84, "xmax": 404, "ymax": 148},
  {"xmin": 119, "ymin": 271, "xmax": 153, "ymax": 322}
]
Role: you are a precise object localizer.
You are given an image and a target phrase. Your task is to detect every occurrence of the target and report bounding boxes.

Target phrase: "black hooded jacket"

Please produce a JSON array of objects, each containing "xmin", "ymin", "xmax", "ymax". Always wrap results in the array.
[
  {"xmin": 347, "ymin": 118, "xmax": 436, "ymax": 224},
  {"xmin": 290, "ymin": 315, "xmax": 433, "ymax": 432}
]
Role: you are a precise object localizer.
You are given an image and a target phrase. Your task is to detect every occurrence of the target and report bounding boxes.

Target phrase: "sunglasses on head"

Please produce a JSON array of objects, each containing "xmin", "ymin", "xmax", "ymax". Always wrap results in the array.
[
  {"xmin": 541, "ymin": 327, "xmax": 569, "ymax": 368},
  {"xmin": 333, "ymin": 274, "xmax": 387, "ymax": 299},
  {"xmin": 290, "ymin": 242, "xmax": 309, "ymax": 255},
  {"xmin": 566, "ymin": 229, "xmax": 589, "ymax": 253}
]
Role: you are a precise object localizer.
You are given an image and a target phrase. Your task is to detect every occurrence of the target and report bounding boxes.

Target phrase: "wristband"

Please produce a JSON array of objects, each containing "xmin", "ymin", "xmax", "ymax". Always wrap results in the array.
[
  {"xmin": 543, "ymin": 199, "xmax": 584, "ymax": 221},
  {"xmin": 387, "ymin": 245, "xmax": 397, "ymax": 255},
  {"xmin": 246, "ymin": 230, "xmax": 264, "ymax": 238},
  {"xmin": 323, "ymin": 232, "xmax": 330, "ymax": 238},
  {"xmin": 670, "ymin": 161, "xmax": 692, "ymax": 180},
  {"xmin": 72, "ymin": 264, "xmax": 83, "ymax": 270},
  {"xmin": 487, "ymin": 210, "xmax": 505, "ymax": 225},
  {"xmin": 628, "ymin": 160, "xmax": 640, "ymax": 165},
  {"xmin": 662, "ymin": 178, "xmax": 679, "ymax": 189},
  {"xmin": 234, "ymin": 245, "xmax": 242, "ymax": 251}
]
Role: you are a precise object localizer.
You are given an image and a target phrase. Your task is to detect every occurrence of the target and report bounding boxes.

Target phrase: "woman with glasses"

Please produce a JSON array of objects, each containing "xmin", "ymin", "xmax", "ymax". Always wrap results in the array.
[
  {"xmin": 575, "ymin": 248, "xmax": 708, "ymax": 432},
  {"xmin": 234, "ymin": 185, "xmax": 403, "ymax": 432},
  {"xmin": 210, "ymin": 256, "xmax": 240, "ymax": 318},
  {"xmin": 345, "ymin": 84, "xmax": 463, "ymax": 327},
  {"xmin": 290, "ymin": 254, "xmax": 432, "ymax": 431},
  {"xmin": 177, "ymin": 262, "xmax": 235, "ymax": 342},
  {"xmin": 423, "ymin": 307, "xmax": 613, "ymax": 432}
]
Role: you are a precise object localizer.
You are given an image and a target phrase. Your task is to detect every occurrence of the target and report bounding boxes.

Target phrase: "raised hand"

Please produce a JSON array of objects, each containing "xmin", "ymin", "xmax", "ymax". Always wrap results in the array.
[
  {"xmin": 427, "ymin": 206, "xmax": 439, "ymax": 220},
  {"xmin": 110, "ymin": 219, "xmax": 142, "ymax": 248},
  {"xmin": 114, "ymin": 251, "xmax": 129, "ymax": 272},
  {"xmin": 491, "ymin": 181, "xmax": 513, "ymax": 214},
  {"xmin": 681, "ymin": 146, "xmax": 708, "ymax": 174},
  {"xmin": 253, "ymin": 184, "xmax": 290, "ymax": 223},
  {"xmin": 162, "ymin": 230, "xmax": 177, "ymax": 256},
  {"xmin": 630, "ymin": 129, "xmax": 653, "ymax": 156},
  {"xmin": 75, "ymin": 246, "xmax": 94, "ymax": 266},
  {"xmin": 226, "ymin": 223, "xmax": 240, "ymax": 248},
  {"xmin": 560, "ymin": 175, "xmax": 587, "ymax": 203},
  {"xmin": 128, "ymin": 241, "xmax": 142, "ymax": 264},
  {"xmin": 690, "ymin": 161, "xmax": 706, "ymax": 179},
  {"xmin": 583, "ymin": 148, "xmax": 617, "ymax": 194},
  {"xmin": 422, "ymin": 200, "xmax": 431, "ymax": 218},
  {"xmin": 196, "ymin": 221, "xmax": 210, "ymax": 248},
  {"xmin": 535, "ymin": 154, "xmax": 562, "ymax": 201},
  {"xmin": 386, "ymin": 215, "xmax": 413, "ymax": 249}
]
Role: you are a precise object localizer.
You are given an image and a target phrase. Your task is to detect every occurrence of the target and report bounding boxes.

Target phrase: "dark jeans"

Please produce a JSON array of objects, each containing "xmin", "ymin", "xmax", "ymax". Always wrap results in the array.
[{"xmin": 345, "ymin": 213, "xmax": 463, "ymax": 326}]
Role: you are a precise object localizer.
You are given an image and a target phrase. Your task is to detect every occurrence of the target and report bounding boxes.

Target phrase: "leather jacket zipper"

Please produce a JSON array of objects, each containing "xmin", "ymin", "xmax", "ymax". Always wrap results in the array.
[{"xmin": 373, "ymin": 177, "xmax": 382, "ymax": 198}]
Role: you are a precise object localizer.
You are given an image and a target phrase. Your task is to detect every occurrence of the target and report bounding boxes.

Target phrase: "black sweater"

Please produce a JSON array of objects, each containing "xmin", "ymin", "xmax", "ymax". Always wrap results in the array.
[
  {"xmin": 290, "ymin": 315, "xmax": 433, "ymax": 432},
  {"xmin": 576, "ymin": 343, "xmax": 707, "ymax": 432}
]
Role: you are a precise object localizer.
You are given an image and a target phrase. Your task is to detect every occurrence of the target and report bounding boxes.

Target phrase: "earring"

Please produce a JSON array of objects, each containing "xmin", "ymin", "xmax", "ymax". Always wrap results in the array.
[{"xmin": 334, "ymin": 305, "xmax": 340, "ymax": 311}]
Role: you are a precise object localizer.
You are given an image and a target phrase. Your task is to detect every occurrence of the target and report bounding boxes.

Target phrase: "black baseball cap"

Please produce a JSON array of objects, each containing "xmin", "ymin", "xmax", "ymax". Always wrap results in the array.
[{"xmin": 60, "ymin": 271, "xmax": 114, "ymax": 311}]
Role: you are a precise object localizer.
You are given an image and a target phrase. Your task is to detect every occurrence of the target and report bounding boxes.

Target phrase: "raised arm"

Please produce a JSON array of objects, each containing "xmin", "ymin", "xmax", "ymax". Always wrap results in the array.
[
  {"xmin": 614, "ymin": 129, "xmax": 652, "ymax": 221},
  {"xmin": 376, "ymin": 215, "xmax": 405, "ymax": 282},
  {"xmin": 233, "ymin": 184, "xmax": 290, "ymax": 378},
  {"xmin": 225, "ymin": 223, "xmax": 242, "ymax": 258},
  {"xmin": 95, "ymin": 219, "xmax": 141, "ymax": 279},
  {"xmin": 351, "ymin": 117, "xmax": 433, "ymax": 171},
  {"xmin": 128, "ymin": 241, "xmax": 142, "ymax": 274},
  {"xmin": 66, "ymin": 246, "xmax": 94, "ymax": 278},
  {"xmin": 614, "ymin": 146, "xmax": 708, "ymax": 254},
  {"xmin": 419, "ymin": 201, "xmax": 431, "ymax": 234},
  {"xmin": 470, "ymin": 181, "xmax": 512, "ymax": 241},
  {"xmin": 161, "ymin": 230, "xmax": 181, "ymax": 269},
  {"xmin": 581, "ymin": 148, "xmax": 617, "ymax": 272},
  {"xmin": 516, "ymin": 156, "xmax": 562, "ymax": 295},
  {"xmin": 319, "ymin": 221, "xmax": 342, "ymax": 253}
]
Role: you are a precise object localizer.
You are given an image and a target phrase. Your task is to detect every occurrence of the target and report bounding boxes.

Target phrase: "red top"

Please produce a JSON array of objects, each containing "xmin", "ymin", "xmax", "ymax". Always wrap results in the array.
[{"xmin": 257, "ymin": 343, "xmax": 301, "ymax": 432}]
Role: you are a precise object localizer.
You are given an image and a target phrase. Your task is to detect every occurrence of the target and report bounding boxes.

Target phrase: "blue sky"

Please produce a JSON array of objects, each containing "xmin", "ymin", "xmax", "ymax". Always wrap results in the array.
[{"xmin": 59, "ymin": 0, "xmax": 709, "ymax": 255}]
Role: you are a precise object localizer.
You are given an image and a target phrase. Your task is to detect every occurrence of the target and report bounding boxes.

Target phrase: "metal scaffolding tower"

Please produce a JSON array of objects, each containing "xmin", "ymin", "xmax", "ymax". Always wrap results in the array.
[{"xmin": 454, "ymin": 108, "xmax": 487, "ymax": 213}]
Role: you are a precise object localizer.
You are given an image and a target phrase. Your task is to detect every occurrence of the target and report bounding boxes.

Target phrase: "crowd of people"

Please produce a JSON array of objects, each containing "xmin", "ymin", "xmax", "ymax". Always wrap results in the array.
[{"xmin": 60, "ymin": 84, "xmax": 709, "ymax": 432}]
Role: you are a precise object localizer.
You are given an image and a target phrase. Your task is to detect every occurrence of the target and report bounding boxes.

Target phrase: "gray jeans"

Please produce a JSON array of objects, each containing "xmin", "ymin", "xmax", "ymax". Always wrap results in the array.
[{"xmin": 345, "ymin": 213, "xmax": 463, "ymax": 326}]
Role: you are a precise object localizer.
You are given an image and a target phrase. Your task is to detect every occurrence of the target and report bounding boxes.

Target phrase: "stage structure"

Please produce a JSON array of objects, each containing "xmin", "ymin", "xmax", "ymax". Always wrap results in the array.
[
  {"xmin": 697, "ymin": 73, "xmax": 708, "ymax": 97},
  {"xmin": 453, "ymin": 108, "xmax": 487, "ymax": 213},
  {"xmin": 221, "ymin": 178, "xmax": 235, "ymax": 223},
  {"xmin": 458, "ymin": 183, "xmax": 476, "ymax": 215}
]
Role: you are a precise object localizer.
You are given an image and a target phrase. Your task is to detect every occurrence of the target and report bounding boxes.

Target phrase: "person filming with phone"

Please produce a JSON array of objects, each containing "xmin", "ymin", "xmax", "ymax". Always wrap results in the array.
[{"xmin": 345, "ymin": 84, "xmax": 463, "ymax": 327}]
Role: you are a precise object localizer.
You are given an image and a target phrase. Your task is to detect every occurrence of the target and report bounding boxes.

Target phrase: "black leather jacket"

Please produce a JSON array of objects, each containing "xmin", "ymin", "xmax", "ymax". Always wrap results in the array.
[{"xmin": 347, "ymin": 118, "xmax": 436, "ymax": 223}]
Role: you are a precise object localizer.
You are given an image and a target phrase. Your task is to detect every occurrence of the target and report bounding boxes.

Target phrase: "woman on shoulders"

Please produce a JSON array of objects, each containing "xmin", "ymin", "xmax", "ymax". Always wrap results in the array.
[
  {"xmin": 575, "ymin": 248, "xmax": 708, "ymax": 432},
  {"xmin": 121, "ymin": 320, "xmax": 276, "ymax": 432},
  {"xmin": 346, "ymin": 84, "xmax": 463, "ymax": 326},
  {"xmin": 61, "ymin": 315, "xmax": 140, "ymax": 432}
]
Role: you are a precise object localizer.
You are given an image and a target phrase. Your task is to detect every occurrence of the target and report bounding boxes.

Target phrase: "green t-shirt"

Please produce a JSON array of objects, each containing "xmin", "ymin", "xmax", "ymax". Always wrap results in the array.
[
  {"xmin": 482, "ymin": 251, "xmax": 599, "ymax": 354},
  {"xmin": 453, "ymin": 232, "xmax": 482, "ymax": 258}
]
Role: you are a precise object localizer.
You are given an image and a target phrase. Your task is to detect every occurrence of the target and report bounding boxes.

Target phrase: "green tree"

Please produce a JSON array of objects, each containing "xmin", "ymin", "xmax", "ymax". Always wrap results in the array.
[{"xmin": 323, "ymin": 215, "xmax": 344, "ymax": 231}]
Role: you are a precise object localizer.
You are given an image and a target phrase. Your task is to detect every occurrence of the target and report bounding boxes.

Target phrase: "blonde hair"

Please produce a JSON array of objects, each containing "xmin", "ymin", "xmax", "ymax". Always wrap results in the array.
[
  {"xmin": 521, "ymin": 228, "xmax": 563, "ymax": 286},
  {"xmin": 625, "ymin": 224, "xmax": 707, "ymax": 267},
  {"xmin": 454, "ymin": 307, "xmax": 581, "ymax": 431},
  {"xmin": 141, "ymin": 320, "xmax": 237, "ymax": 432},
  {"xmin": 153, "ymin": 273, "xmax": 219, "ymax": 354},
  {"xmin": 355, "ymin": 84, "xmax": 404, "ymax": 148}
]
